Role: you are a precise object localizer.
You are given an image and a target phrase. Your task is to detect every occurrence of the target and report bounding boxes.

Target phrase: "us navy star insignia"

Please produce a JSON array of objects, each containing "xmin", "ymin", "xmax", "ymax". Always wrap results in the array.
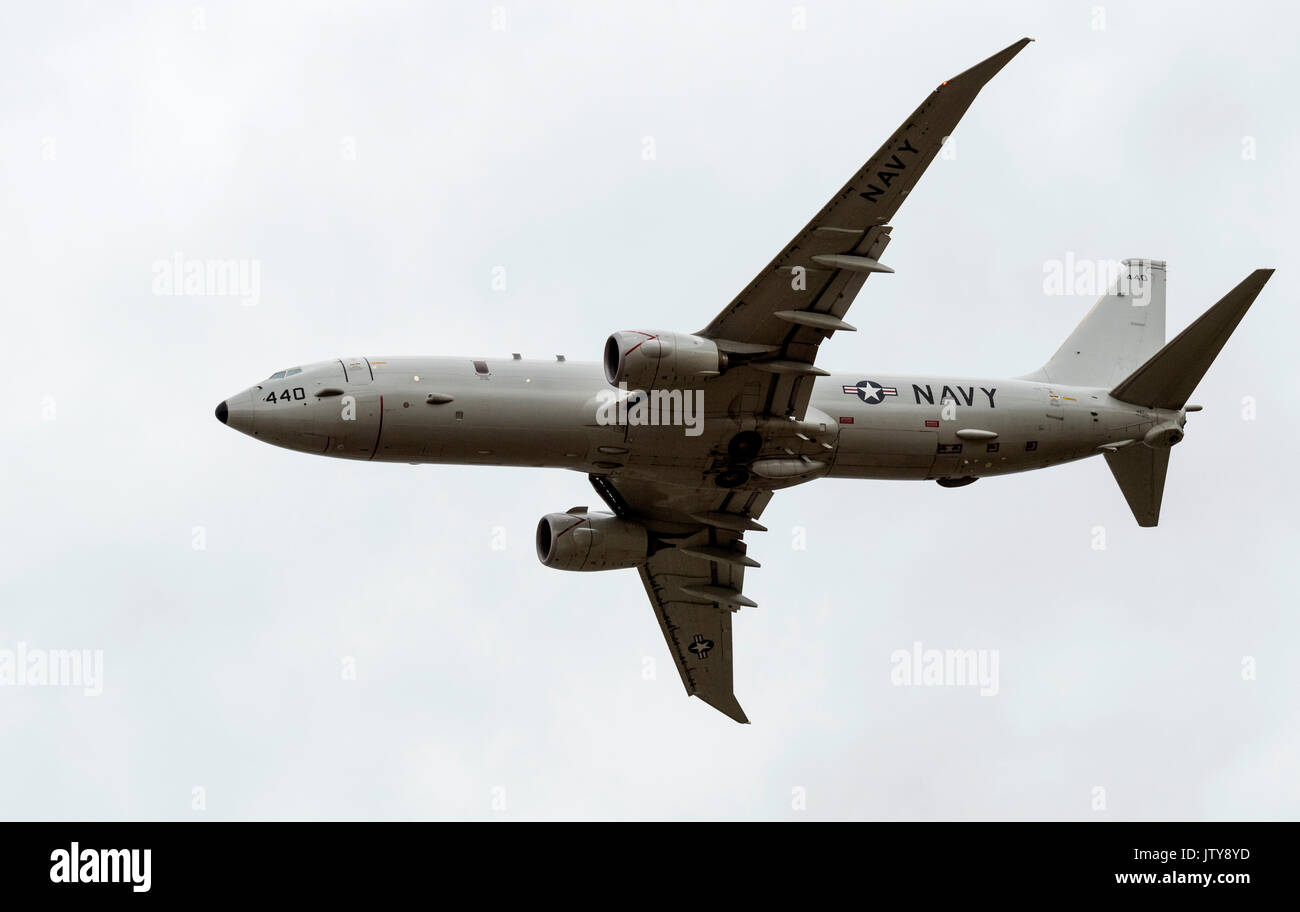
[
  {"xmin": 688, "ymin": 634, "xmax": 714, "ymax": 660},
  {"xmin": 841, "ymin": 380, "xmax": 898, "ymax": 404}
]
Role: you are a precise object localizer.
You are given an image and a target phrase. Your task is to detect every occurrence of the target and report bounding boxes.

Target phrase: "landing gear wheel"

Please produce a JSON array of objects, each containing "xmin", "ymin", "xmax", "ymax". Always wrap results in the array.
[
  {"xmin": 727, "ymin": 431, "xmax": 763, "ymax": 464},
  {"xmin": 714, "ymin": 467, "xmax": 751, "ymax": 489}
]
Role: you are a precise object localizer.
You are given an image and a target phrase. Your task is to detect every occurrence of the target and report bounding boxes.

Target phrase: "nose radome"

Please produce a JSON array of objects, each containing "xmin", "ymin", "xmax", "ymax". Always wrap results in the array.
[{"xmin": 217, "ymin": 390, "xmax": 257, "ymax": 436}]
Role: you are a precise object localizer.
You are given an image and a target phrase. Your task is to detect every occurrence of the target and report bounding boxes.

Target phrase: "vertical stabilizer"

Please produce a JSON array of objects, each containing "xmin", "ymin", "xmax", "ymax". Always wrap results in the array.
[{"xmin": 1025, "ymin": 258, "xmax": 1166, "ymax": 388}]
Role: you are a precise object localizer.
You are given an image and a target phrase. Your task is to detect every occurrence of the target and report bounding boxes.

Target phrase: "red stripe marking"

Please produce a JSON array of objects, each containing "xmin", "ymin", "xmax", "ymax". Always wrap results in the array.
[
  {"xmin": 556, "ymin": 517, "xmax": 588, "ymax": 538},
  {"xmin": 623, "ymin": 331, "xmax": 657, "ymax": 356}
]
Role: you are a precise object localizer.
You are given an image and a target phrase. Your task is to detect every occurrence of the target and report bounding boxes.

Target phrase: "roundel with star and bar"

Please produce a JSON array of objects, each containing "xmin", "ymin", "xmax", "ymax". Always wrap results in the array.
[{"xmin": 842, "ymin": 380, "xmax": 898, "ymax": 404}]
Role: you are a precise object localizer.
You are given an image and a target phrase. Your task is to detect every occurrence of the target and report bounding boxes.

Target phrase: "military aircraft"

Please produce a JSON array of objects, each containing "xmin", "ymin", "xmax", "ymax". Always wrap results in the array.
[{"xmin": 215, "ymin": 38, "xmax": 1272, "ymax": 722}]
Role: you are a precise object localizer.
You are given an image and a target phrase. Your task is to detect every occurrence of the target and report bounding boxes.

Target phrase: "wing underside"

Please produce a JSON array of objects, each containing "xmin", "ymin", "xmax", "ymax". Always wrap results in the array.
[
  {"xmin": 599, "ymin": 39, "xmax": 1032, "ymax": 722},
  {"xmin": 593, "ymin": 475, "xmax": 768, "ymax": 722},
  {"xmin": 639, "ymin": 548, "xmax": 750, "ymax": 723}
]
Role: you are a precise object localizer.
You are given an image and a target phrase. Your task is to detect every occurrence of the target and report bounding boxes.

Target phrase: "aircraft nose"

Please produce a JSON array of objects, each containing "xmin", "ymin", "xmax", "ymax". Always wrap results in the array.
[{"xmin": 216, "ymin": 389, "xmax": 257, "ymax": 436}]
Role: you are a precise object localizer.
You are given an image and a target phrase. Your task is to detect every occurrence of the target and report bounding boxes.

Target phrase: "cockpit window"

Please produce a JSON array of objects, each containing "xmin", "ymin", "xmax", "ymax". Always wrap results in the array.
[
  {"xmin": 285, "ymin": 368, "xmax": 302, "ymax": 377},
  {"xmin": 267, "ymin": 367, "xmax": 302, "ymax": 380},
  {"xmin": 269, "ymin": 370, "xmax": 287, "ymax": 380}
]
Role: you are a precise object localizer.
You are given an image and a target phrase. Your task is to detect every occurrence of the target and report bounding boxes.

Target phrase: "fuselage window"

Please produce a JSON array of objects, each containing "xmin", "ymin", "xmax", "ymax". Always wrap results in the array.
[{"xmin": 473, "ymin": 360, "xmax": 489, "ymax": 375}]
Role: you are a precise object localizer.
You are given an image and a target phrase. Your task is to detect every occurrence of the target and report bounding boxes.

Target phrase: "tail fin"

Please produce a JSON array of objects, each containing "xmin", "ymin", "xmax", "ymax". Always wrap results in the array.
[
  {"xmin": 1105, "ymin": 446, "xmax": 1170, "ymax": 527},
  {"xmin": 1110, "ymin": 269, "xmax": 1274, "ymax": 409},
  {"xmin": 1024, "ymin": 258, "xmax": 1166, "ymax": 387},
  {"xmin": 1104, "ymin": 267, "xmax": 1273, "ymax": 527}
]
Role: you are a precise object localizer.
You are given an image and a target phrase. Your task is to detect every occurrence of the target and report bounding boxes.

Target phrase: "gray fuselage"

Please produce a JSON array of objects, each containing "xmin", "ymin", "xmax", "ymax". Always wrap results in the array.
[{"xmin": 217, "ymin": 356, "xmax": 1180, "ymax": 488}]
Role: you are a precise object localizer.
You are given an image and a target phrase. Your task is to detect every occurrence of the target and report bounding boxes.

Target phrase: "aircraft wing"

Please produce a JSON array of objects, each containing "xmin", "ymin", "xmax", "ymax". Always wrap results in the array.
[
  {"xmin": 698, "ymin": 37, "xmax": 1031, "ymax": 420},
  {"xmin": 591, "ymin": 475, "xmax": 770, "ymax": 723},
  {"xmin": 594, "ymin": 40, "xmax": 1031, "ymax": 723},
  {"xmin": 639, "ymin": 546, "xmax": 751, "ymax": 723}
]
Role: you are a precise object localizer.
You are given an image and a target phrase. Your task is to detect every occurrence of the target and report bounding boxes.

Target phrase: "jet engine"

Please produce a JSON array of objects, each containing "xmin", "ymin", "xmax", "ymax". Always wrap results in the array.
[
  {"xmin": 603, "ymin": 331, "xmax": 723, "ymax": 390},
  {"xmin": 535, "ymin": 509, "xmax": 649, "ymax": 571}
]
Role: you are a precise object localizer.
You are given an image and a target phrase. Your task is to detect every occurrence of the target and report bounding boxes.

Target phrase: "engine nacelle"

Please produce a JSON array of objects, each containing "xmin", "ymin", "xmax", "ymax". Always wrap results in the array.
[
  {"xmin": 603, "ymin": 330, "xmax": 723, "ymax": 389},
  {"xmin": 536, "ymin": 509, "xmax": 649, "ymax": 572}
]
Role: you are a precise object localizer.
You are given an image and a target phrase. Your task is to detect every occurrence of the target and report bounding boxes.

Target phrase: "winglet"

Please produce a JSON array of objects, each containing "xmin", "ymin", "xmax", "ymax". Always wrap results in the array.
[{"xmin": 941, "ymin": 37, "xmax": 1033, "ymax": 90}]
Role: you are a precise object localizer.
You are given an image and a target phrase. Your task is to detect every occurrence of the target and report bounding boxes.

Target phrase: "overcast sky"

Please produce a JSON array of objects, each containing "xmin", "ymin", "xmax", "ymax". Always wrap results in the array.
[{"xmin": 2, "ymin": 0, "xmax": 1297, "ymax": 820}]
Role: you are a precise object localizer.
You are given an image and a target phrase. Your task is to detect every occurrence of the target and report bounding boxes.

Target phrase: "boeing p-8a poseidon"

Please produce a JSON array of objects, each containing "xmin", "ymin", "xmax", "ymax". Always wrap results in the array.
[{"xmin": 216, "ymin": 39, "xmax": 1272, "ymax": 722}]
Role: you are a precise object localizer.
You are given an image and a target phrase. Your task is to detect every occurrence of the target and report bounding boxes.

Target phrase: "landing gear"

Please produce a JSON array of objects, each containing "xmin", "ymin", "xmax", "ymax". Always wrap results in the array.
[
  {"xmin": 715, "ymin": 431, "xmax": 763, "ymax": 488},
  {"xmin": 715, "ymin": 467, "xmax": 751, "ymax": 489},
  {"xmin": 727, "ymin": 431, "xmax": 763, "ymax": 464}
]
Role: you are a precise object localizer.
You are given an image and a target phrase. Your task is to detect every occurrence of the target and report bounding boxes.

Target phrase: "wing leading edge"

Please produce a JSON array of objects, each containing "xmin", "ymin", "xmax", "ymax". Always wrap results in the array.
[{"xmin": 698, "ymin": 37, "xmax": 1033, "ymax": 421}]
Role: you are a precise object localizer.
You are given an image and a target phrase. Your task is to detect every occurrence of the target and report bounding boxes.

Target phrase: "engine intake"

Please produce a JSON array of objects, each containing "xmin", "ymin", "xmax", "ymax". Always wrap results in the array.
[
  {"xmin": 604, "ymin": 331, "xmax": 722, "ymax": 390},
  {"xmin": 536, "ymin": 509, "xmax": 649, "ymax": 572}
]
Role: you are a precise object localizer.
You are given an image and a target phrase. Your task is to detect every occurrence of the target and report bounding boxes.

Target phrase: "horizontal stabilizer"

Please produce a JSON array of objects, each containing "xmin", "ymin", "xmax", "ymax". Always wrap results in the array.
[
  {"xmin": 1111, "ymin": 269, "xmax": 1273, "ymax": 409},
  {"xmin": 1105, "ymin": 446, "xmax": 1170, "ymax": 527}
]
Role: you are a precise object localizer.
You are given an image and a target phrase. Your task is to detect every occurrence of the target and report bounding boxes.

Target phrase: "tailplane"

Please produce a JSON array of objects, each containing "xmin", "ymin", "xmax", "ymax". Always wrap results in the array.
[
  {"xmin": 1109, "ymin": 269, "xmax": 1273, "ymax": 409},
  {"xmin": 1102, "ymin": 267, "xmax": 1273, "ymax": 527},
  {"xmin": 1024, "ymin": 258, "xmax": 1166, "ymax": 388},
  {"xmin": 1104, "ymin": 446, "xmax": 1170, "ymax": 528}
]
